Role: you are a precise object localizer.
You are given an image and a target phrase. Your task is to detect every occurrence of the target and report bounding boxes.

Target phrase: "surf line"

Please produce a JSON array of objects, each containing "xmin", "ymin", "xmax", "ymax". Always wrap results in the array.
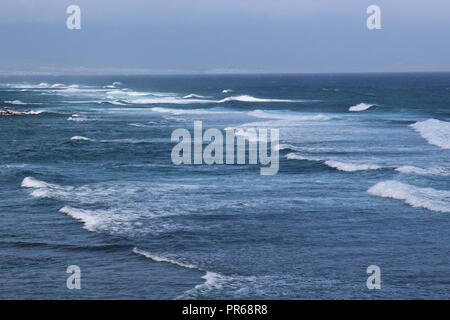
[{"xmin": 171, "ymin": 121, "xmax": 279, "ymax": 175}]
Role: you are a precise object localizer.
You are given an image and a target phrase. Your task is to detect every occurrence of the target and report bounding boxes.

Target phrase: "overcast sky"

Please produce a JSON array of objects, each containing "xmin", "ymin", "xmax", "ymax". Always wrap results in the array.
[{"xmin": 0, "ymin": 0, "xmax": 449, "ymax": 74}]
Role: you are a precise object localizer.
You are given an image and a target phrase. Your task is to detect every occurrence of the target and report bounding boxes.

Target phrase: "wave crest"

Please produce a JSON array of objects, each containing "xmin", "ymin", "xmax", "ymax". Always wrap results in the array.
[
  {"xmin": 410, "ymin": 119, "xmax": 450, "ymax": 149},
  {"xmin": 368, "ymin": 180, "xmax": 450, "ymax": 213},
  {"xmin": 349, "ymin": 103, "xmax": 375, "ymax": 112}
]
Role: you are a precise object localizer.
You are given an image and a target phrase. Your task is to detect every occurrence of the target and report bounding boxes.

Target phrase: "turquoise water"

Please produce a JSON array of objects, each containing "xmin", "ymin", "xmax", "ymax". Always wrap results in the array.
[{"xmin": 0, "ymin": 73, "xmax": 449, "ymax": 299}]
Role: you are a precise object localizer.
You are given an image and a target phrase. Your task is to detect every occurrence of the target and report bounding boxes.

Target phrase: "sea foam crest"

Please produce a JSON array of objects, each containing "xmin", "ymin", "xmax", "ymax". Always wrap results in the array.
[
  {"xmin": 4, "ymin": 100, "xmax": 27, "ymax": 105},
  {"xmin": 367, "ymin": 180, "xmax": 450, "ymax": 213},
  {"xmin": 132, "ymin": 248, "xmax": 199, "ymax": 270},
  {"xmin": 324, "ymin": 160, "xmax": 381, "ymax": 172},
  {"xmin": 395, "ymin": 166, "xmax": 450, "ymax": 176},
  {"xmin": 286, "ymin": 154, "xmax": 382, "ymax": 172},
  {"xmin": 349, "ymin": 103, "xmax": 375, "ymax": 112},
  {"xmin": 59, "ymin": 206, "xmax": 103, "ymax": 232},
  {"xmin": 218, "ymin": 95, "xmax": 297, "ymax": 103},
  {"xmin": 248, "ymin": 110, "xmax": 332, "ymax": 121},
  {"xmin": 70, "ymin": 136, "xmax": 94, "ymax": 141},
  {"xmin": 410, "ymin": 119, "xmax": 450, "ymax": 149}
]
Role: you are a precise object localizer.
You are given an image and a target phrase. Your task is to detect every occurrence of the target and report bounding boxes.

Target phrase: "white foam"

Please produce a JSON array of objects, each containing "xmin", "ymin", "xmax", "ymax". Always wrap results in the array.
[
  {"xmin": 67, "ymin": 116, "xmax": 90, "ymax": 122},
  {"xmin": 132, "ymin": 248, "xmax": 199, "ymax": 270},
  {"xmin": 286, "ymin": 155, "xmax": 382, "ymax": 172},
  {"xmin": 286, "ymin": 153, "xmax": 321, "ymax": 161},
  {"xmin": 70, "ymin": 136, "xmax": 94, "ymax": 141},
  {"xmin": 21, "ymin": 177, "xmax": 51, "ymax": 189},
  {"xmin": 274, "ymin": 144, "xmax": 303, "ymax": 152},
  {"xmin": 128, "ymin": 97, "xmax": 215, "ymax": 104},
  {"xmin": 395, "ymin": 166, "xmax": 450, "ymax": 176},
  {"xmin": 183, "ymin": 94, "xmax": 209, "ymax": 99},
  {"xmin": 59, "ymin": 206, "xmax": 104, "ymax": 232},
  {"xmin": 104, "ymin": 82, "xmax": 122, "ymax": 89},
  {"xmin": 324, "ymin": 160, "xmax": 381, "ymax": 172},
  {"xmin": 410, "ymin": 119, "xmax": 450, "ymax": 149},
  {"xmin": 21, "ymin": 176, "xmax": 63, "ymax": 199},
  {"xmin": 349, "ymin": 103, "xmax": 375, "ymax": 112},
  {"xmin": 4, "ymin": 100, "xmax": 26, "ymax": 105},
  {"xmin": 222, "ymin": 89, "xmax": 233, "ymax": 94},
  {"xmin": 248, "ymin": 109, "xmax": 332, "ymax": 121},
  {"xmin": 151, "ymin": 107, "xmax": 229, "ymax": 115},
  {"xmin": 132, "ymin": 247, "xmax": 230, "ymax": 300},
  {"xmin": 218, "ymin": 95, "xmax": 297, "ymax": 103},
  {"xmin": 368, "ymin": 180, "xmax": 450, "ymax": 213},
  {"xmin": 23, "ymin": 110, "xmax": 47, "ymax": 115},
  {"xmin": 129, "ymin": 123, "xmax": 150, "ymax": 128},
  {"xmin": 50, "ymin": 83, "xmax": 65, "ymax": 88}
]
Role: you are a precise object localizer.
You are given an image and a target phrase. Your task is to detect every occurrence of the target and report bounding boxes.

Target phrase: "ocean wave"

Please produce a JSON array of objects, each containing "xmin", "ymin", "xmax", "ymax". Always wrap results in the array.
[
  {"xmin": 395, "ymin": 166, "xmax": 450, "ymax": 176},
  {"xmin": 103, "ymin": 82, "xmax": 122, "ymax": 89},
  {"xmin": 367, "ymin": 180, "xmax": 450, "ymax": 213},
  {"xmin": 70, "ymin": 136, "xmax": 94, "ymax": 141},
  {"xmin": 324, "ymin": 160, "xmax": 381, "ymax": 172},
  {"xmin": 151, "ymin": 107, "xmax": 229, "ymax": 115},
  {"xmin": 274, "ymin": 144, "xmax": 303, "ymax": 152},
  {"xmin": 248, "ymin": 110, "xmax": 332, "ymax": 121},
  {"xmin": 23, "ymin": 110, "xmax": 47, "ymax": 115},
  {"xmin": 286, "ymin": 154, "xmax": 383, "ymax": 172},
  {"xmin": 286, "ymin": 153, "xmax": 322, "ymax": 161},
  {"xmin": 222, "ymin": 89, "xmax": 233, "ymax": 94},
  {"xmin": 129, "ymin": 123, "xmax": 151, "ymax": 128},
  {"xmin": 67, "ymin": 114, "xmax": 90, "ymax": 121},
  {"xmin": 4, "ymin": 100, "xmax": 27, "ymax": 105},
  {"xmin": 410, "ymin": 119, "xmax": 450, "ymax": 149},
  {"xmin": 21, "ymin": 176, "xmax": 70, "ymax": 199},
  {"xmin": 183, "ymin": 94, "xmax": 209, "ymax": 99},
  {"xmin": 349, "ymin": 103, "xmax": 375, "ymax": 112},
  {"xmin": 127, "ymin": 97, "xmax": 215, "ymax": 105},
  {"xmin": 133, "ymin": 247, "xmax": 226, "ymax": 300},
  {"xmin": 128, "ymin": 95, "xmax": 303, "ymax": 105},
  {"xmin": 59, "ymin": 206, "xmax": 103, "ymax": 232},
  {"xmin": 59, "ymin": 206, "xmax": 140, "ymax": 234},
  {"xmin": 218, "ymin": 95, "xmax": 298, "ymax": 103},
  {"xmin": 107, "ymin": 90, "xmax": 150, "ymax": 97},
  {"xmin": 132, "ymin": 248, "xmax": 200, "ymax": 270},
  {"xmin": 21, "ymin": 176, "xmax": 52, "ymax": 189},
  {"xmin": 108, "ymin": 100, "xmax": 128, "ymax": 106},
  {"xmin": 50, "ymin": 83, "xmax": 65, "ymax": 88}
]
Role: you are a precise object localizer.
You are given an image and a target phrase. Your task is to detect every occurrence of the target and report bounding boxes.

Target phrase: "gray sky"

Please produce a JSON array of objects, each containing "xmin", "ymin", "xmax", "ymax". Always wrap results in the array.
[{"xmin": 0, "ymin": 0, "xmax": 449, "ymax": 74}]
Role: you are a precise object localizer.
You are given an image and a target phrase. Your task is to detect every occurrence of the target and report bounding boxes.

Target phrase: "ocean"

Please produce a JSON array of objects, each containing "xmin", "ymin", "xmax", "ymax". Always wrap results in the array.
[{"xmin": 0, "ymin": 73, "xmax": 449, "ymax": 299}]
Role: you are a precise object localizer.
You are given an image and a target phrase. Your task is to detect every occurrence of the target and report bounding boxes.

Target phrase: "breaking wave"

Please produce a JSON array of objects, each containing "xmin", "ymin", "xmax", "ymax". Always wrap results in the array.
[
  {"xmin": 4, "ymin": 100, "xmax": 27, "ymax": 105},
  {"xmin": 324, "ymin": 160, "xmax": 381, "ymax": 172},
  {"xmin": 287, "ymin": 154, "xmax": 383, "ymax": 172},
  {"xmin": 349, "ymin": 103, "xmax": 375, "ymax": 112},
  {"xmin": 70, "ymin": 136, "xmax": 94, "ymax": 141},
  {"xmin": 410, "ymin": 119, "xmax": 450, "ymax": 149},
  {"xmin": 367, "ymin": 180, "xmax": 450, "ymax": 213},
  {"xmin": 395, "ymin": 166, "xmax": 450, "ymax": 176},
  {"xmin": 248, "ymin": 110, "xmax": 332, "ymax": 121}
]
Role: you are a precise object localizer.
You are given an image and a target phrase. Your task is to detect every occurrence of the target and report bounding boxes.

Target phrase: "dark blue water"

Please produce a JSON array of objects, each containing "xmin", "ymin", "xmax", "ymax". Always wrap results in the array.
[{"xmin": 0, "ymin": 73, "xmax": 449, "ymax": 299}]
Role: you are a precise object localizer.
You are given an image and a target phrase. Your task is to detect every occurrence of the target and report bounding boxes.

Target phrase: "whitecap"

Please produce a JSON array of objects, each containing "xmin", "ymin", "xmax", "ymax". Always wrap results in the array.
[
  {"xmin": 4, "ymin": 100, "xmax": 27, "ymax": 105},
  {"xmin": 368, "ymin": 180, "xmax": 450, "ymax": 213},
  {"xmin": 349, "ymin": 103, "xmax": 375, "ymax": 112},
  {"xmin": 410, "ymin": 119, "xmax": 450, "ymax": 149},
  {"xmin": 324, "ymin": 160, "xmax": 381, "ymax": 172},
  {"xmin": 70, "ymin": 136, "xmax": 94, "ymax": 141},
  {"xmin": 395, "ymin": 165, "xmax": 450, "ymax": 176}
]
